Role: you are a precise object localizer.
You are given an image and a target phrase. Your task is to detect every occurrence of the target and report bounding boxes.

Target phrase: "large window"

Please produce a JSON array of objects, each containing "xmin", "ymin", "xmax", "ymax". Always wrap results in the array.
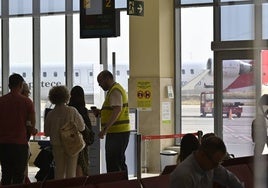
[
  {"xmin": 263, "ymin": 3, "xmax": 268, "ymax": 39},
  {"xmin": 221, "ymin": 58, "xmax": 255, "ymax": 157},
  {"xmin": 176, "ymin": 1, "xmax": 267, "ymax": 158},
  {"xmin": 73, "ymin": 13, "xmax": 100, "ymax": 106},
  {"xmin": 0, "ymin": 1, "xmax": 129, "ymax": 132},
  {"xmin": 107, "ymin": 11, "xmax": 129, "ymax": 92},
  {"xmin": 10, "ymin": 17, "xmax": 33, "ymax": 97},
  {"xmin": 221, "ymin": 4, "xmax": 254, "ymax": 41},
  {"xmin": 180, "ymin": 7, "xmax": 214, "ymax": 135}
]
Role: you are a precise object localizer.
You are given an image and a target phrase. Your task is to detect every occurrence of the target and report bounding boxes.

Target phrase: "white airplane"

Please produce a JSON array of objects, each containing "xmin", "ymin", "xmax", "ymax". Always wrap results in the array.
[
  {"xmin": 2, "ymin": 55, "xmax": 266, "ymax": 103},
  {"xmin": 6, "ymin": 63, "xmax": 129, "ymax": 104},
  {"xmin": 181, "ymin": 58, "xmax": 255, "ymax": 94}
]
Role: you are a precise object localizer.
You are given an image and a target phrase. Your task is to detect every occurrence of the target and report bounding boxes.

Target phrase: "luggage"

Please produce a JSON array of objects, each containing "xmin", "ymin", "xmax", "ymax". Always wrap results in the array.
[{"xmin": 34, "ymin": 141, "xmax": 55, "ymax": 181}]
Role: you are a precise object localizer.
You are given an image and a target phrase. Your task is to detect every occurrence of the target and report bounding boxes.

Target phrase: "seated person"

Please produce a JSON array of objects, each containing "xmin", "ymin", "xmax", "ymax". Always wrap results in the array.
[
  {"xmin": 202, "ymin": 133, "xmax": 234, "ymax": 159},
  {"xmin": 177, "ymin": 133, "xmax": 200, "ymax": 163},
  {"xmin": 170, "ymin": 136, "xmax": 244, "ymax": 188}
]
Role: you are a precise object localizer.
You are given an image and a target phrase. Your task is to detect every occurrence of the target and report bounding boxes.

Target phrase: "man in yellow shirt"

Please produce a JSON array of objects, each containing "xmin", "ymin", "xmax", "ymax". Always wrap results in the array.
[{"xmin": 94, "ymin": 70, "xmax": 130, "ymax": 174}]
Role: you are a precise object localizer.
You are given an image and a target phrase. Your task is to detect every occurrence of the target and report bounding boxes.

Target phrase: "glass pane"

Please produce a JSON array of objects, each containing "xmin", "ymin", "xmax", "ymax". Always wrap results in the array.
[
  {"xmin": 40, "ymin": 0, "xmax": 65, "ymax": 13},
  {"xmin": 222, "ymin": 59, "xmax": 255, "ymax": 157},
  {"xmin": 73, "ymin": 0, "xmax": 79, "ymax": 11},
  {"xmin": 221, "ymin": 4, "xmax": 254, "ymax": 41},
  {"xmin": 9, "ymin": 0, "xmax": 32, "ymax": 15},
  {"xmin": 10, "ymin": 17, "xmax": 33, "ymax": 97},
  {"xmin": 180, "ymin": 0, "xmax": 212, "ymax": 4},
  {"xmin": 115, "ymin": 0, "xmax": 127, "ymax": 8},
  {"xmin": 181, "ymin": 7, "xmax": 214, "ymax": 134},
  {"xmin": 263, "ymin": 3, "xmax": 268, "ymax": 39},
  {"xmin": 41, "ymin": 15, "xmax": 65, "ymax": 131},
  {"xmin": 73, "ymin": 13, "xmax": 100, "ymax": 107},
  {"xmin": 108, "ymin": 11, "xmax": 129, "ymax": 92}
]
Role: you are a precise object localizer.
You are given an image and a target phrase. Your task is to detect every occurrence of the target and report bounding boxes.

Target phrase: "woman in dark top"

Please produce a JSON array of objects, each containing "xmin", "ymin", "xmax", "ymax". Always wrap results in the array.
[
  {"xmin": 177, "ymin": 133, "xmax": 200, "ymax": 163},
  {"xmin": 68, "ymin": 85, "xmax": 94, "ymax": 176}
]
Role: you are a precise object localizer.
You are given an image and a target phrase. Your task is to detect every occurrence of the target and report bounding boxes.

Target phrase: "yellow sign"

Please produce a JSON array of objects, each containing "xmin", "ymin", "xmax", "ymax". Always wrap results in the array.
[
  {"xmin": 136, "ymin": 80, "xmax": 152, "ymax": 111},
  {"xmin": 84, "ymin": 0, "xmax": 91, "ymax": 9}
]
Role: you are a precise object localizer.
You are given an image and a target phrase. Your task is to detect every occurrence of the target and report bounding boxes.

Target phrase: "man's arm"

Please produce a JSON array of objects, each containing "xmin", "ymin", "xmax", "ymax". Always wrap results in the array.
[
  {"xmin": 98, "ymin": 105, "xmax": 122, "ymax": 139},
  {"xmin": 98, "ymin": 89, "xmax": 123, "ymax": 139},
  {"xmin": 26, "ymin": 111, "xmax": 37, "ymax": 140},
  {"xmin": 213, "ymin": 165, "xmax": 244, "ymax": 188}
]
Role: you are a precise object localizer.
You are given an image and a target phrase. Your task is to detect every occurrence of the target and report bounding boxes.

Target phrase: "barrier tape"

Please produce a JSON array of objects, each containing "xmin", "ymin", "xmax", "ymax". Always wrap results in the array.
[
  {"xmin": 35, "ymin": 131, "xmax": 201, "ymax": 140},
  {"xmin": 35, "ymin": 132, "xmax": 45, "ymax": 136},
  {"xmin": 141, "ymin": 132, "xmax": 199, "ymax": 140}
]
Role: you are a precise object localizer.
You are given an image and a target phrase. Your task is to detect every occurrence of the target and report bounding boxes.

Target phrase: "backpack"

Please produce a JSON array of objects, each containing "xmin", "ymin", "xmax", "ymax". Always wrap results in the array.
[{"xmin": 81, "ymin": 124, "xmax": 95, "ymax": 146}]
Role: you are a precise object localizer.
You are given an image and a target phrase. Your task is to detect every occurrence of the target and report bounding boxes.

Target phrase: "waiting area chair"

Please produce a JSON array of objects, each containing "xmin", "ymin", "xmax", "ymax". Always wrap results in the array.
[
  {"xmin": 96, "ymin": 179, "xmax": 141, "ymax": 188},
  {"xmin": 161, "ymin": 164, "xmax": 177, "ymax": 175},
  {"xmin": 140, "ymin": 174, "xmax": 170, "ymax": 188},
  {"xmin": 84, "ymin": 171, "xmax": 128, "ymax": 185}
]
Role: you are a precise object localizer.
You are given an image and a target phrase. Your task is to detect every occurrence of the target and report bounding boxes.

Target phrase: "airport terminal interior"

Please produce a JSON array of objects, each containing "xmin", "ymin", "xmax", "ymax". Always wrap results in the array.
[{"xmin": 1, "ymin": 0, "xmax": 268, "ymax": 187}]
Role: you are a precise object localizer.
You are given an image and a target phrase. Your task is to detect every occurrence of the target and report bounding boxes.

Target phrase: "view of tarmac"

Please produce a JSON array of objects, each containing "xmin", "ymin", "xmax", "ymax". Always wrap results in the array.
[{"xmin": 181, "ymin": 102, "xmax": 268, "ymax": 158}]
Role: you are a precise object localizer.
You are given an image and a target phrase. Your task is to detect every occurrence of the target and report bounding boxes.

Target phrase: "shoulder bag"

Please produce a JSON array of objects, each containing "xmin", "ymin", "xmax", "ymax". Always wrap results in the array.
[{"xmin": 60, "ymin": 109, "xmax": 85, "ymax": 156}]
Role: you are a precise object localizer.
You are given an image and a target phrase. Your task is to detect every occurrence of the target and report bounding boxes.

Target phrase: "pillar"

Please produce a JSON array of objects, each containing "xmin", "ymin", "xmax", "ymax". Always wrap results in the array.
[{"xmin": 128, "ymin": 0, "xmax": 175, "ymax": 172}]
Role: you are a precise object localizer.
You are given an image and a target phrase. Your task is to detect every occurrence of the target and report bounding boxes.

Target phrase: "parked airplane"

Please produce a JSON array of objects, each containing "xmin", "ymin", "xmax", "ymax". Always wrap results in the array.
[
  {"xmin": 1, "ymin": 56, "xmax": 266, "ymax": 103},
  {"xmin": 181, "ymin": 58, "xmax": 265, "ymax": 94},
  {"xmin": 7, "ymin": 63, "xmax": 129, "ymax": 104}
]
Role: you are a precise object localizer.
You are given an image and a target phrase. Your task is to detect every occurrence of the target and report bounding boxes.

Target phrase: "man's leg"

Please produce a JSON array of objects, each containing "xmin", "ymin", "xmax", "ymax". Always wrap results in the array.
[
  {"xmin": 105, "ymin": 132, "xmax": 130, "ymax": 173},
  {"xmin": 11, "ymin": 144, "xmax": 28, "ymax": 184},
  {"xmin": 119, "ymin": 132, "xmax": 130, "ymax": 173},
  {"xmin": 0, "ymin": 144, "xmax": 12, "ymax": 185},
  {"xmin": 0, "ymin": 144, "xmax": 28, "ymax": 185}
]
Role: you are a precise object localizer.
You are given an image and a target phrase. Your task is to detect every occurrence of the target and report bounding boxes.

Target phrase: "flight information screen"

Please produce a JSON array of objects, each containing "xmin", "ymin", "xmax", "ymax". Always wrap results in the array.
[{"xmin": 80, "ymin": 0, "xmax": 120, "ymax": 38}]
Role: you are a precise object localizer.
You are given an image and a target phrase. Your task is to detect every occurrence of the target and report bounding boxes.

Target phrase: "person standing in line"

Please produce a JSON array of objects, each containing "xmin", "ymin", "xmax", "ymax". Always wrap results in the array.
[
  {"xmin": 0, "ymin": 73, "xmax": 36, "ymax": 185},
  {"xmin": 21, "ymin": 82, "xmax": 38, "ymax": 140},
  {"xmin": 251, "ymin": 94, "xmax": 268, "ymax": 156},
  {"xmin": 68, "ymin": 85, "xmax": 94, "ymax": 176},
  {"xmin": 170, "ymin": 136, "xmax": 244, "ymax": 188},
  {"xmin": 44, "ymin": 86, "xmax": 85, "ymax": 179},
  {"xmin": 21, "ymin": 82, "xmax": 38, "ymax": 183},
  {"xmin": 93, "ymin": 70, "xmax": 130, "ymax": 174}
]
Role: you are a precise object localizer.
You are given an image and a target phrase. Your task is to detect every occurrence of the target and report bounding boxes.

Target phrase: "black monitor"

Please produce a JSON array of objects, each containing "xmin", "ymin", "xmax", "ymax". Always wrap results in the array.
[{"xmin": 80, "ymin": 0, "xmax": 120, "ymax": 38}]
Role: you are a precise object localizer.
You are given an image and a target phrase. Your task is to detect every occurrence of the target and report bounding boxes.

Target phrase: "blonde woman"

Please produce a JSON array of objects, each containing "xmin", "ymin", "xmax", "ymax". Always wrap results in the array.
[{"xmin": 44, "ymin": 86, "xmax": 85, "ymax": 179}]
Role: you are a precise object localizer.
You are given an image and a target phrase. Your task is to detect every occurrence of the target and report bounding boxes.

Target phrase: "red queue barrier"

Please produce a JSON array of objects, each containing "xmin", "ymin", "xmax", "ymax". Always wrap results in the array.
[
  {"xmin": 35, "ymin": 132, "xmax": 45, "ymax": 136},
  {"xmin": 141, "ymin": 130, "xmax": 203, "ymax": 142},
  {"xmin": 137, "ymin": 130, "xmax": 203, "ymax": 178}
]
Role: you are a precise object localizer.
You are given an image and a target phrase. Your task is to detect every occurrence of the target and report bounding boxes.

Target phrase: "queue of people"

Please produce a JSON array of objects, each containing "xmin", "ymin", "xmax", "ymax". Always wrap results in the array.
[
  {"xmin": 0, "ymin": 71, "xmax": 252, "ymax": 187},
  {"xmin": 0, "ymin": 70, "xmax": 130, "ymax": 185}
]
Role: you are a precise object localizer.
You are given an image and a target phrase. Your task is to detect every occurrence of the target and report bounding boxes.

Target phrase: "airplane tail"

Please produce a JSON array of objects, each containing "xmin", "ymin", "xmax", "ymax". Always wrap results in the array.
[{"xmin": 224, "ymin": 72, "xmax": 254, "ymax": 92}]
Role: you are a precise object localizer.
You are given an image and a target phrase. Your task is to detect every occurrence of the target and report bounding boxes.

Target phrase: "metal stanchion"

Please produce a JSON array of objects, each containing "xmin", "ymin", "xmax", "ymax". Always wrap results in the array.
[{"xmin": 136, "ymin": 133, "xmax": 142, "ymax": 179}]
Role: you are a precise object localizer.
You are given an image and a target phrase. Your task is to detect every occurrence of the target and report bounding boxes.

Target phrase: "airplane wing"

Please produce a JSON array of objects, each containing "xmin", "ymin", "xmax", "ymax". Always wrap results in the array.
[{"xmin": 182, "ymin": 69, "xmax": 210, "ymax": 91}]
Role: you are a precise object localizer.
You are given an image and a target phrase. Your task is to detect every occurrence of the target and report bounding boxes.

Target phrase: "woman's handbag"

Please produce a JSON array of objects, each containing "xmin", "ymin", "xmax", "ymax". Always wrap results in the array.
[
  {"xmin": 60, "ymin": 120, "xmax": 85, "ymax": 156},
  {"xmin": 81, "ymin": 125, "xmax": 95, "ymax": 146}
]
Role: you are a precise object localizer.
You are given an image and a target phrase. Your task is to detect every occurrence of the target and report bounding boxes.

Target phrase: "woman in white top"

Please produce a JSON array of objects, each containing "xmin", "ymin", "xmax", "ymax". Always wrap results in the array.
[{"xmin": 44, "ymin": 86, "xmax": 85, "ymax": 179}]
